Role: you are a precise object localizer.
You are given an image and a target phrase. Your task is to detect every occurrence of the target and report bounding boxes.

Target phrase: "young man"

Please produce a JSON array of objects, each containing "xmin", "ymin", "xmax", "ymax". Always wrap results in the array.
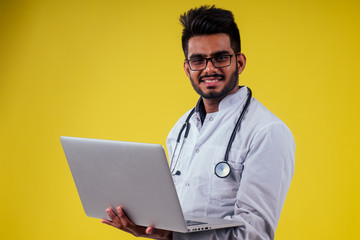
[{"xmin": 102, "ymin": 6, "xmax": 295, "ymax": 240}]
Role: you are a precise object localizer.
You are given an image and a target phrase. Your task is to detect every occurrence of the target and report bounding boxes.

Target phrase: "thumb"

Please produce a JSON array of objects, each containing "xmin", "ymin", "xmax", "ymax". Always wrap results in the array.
[{"xmin": 146, "ymin": 225, "xmax": 155, "ymax": 235}]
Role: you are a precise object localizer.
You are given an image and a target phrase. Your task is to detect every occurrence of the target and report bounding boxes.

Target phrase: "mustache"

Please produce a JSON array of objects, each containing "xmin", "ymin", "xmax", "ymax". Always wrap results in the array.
[{"xmin": 199, "ymin": 74, "xmax": 225, "ymax": 82}]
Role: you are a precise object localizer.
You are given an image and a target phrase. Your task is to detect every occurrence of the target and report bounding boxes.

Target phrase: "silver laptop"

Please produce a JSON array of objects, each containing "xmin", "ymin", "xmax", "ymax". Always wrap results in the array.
[{"xmin": 60, "ymin": 136, "xmax": 244, "ymax": 233}]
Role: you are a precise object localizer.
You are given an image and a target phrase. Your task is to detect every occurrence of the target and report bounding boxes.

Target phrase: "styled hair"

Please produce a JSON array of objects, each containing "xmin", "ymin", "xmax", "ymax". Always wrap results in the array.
[{"xmin": 180, "ymin": 5, "xmax": 241, "ymax": 58}]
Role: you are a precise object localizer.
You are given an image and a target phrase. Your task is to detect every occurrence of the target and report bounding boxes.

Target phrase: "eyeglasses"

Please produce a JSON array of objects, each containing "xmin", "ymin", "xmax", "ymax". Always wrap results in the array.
[{"xmin": 185, "ymin": 54, "xmax": 237, "ymax": 71}]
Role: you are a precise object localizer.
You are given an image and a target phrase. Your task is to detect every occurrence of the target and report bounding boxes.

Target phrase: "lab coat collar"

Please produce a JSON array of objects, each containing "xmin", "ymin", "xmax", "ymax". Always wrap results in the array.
[
  {"xmin": 195, "ymin": 86, "xmax": 248, "ymax": 113},
  {"xmin": 218, "ymin": 86, "xmax": 248, "ymax": 111}
]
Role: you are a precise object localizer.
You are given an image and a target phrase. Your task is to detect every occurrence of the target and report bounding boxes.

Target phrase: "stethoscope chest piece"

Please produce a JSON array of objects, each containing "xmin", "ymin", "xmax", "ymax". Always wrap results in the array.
[{"xmin": 214, "ymin": 161, "xmax": 231, "ymax": 178}]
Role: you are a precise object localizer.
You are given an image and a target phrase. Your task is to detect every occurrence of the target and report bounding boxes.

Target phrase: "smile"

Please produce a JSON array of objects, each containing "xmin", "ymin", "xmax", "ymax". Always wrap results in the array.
[
  {"xmin": 203, "ymin": 79, "xmax": 219, "ymax": 83},
  {"xmin": 199, "ymin": 74, "xmax": 224, "ymax": 83},
  {"xmin": 201, "ymin": 78, "xmax": 222, "ymax": 87}
]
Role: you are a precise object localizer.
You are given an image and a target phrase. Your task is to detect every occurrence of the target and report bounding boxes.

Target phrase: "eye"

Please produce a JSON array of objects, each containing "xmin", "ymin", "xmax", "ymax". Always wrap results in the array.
[
  {"xmin": 190, "ymin": 58, "xmax": 205, "ymax": 65},
  {"xmin": 214, "ymin": 55, "xmax": 229, "ymax": 63}
]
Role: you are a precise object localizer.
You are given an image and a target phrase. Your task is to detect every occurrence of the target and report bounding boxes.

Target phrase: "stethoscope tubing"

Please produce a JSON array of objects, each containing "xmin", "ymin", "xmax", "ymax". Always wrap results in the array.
[
  {"xmin": 171, "ymin": 87, "xmax": 252, "ymax": 178},
  {"xmin": 224, "ymin": 87, "xmax": 252, "ymax": 162},
  {"xmin": 170, "ymin": 108, "xmax": 195, "ymax": 173}
]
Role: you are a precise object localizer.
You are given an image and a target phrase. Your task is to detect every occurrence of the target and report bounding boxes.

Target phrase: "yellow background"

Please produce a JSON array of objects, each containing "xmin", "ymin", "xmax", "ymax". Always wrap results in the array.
[{"xmin": 1, "ymin": 0, "xmax": 359, "ymax": 239}]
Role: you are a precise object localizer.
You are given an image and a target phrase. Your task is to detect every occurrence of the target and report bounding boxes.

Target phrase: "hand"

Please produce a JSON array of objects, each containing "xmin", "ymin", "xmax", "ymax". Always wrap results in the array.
[{"xmin": 102, "ymin": 206, "xmax": 172, "ymax": 240}]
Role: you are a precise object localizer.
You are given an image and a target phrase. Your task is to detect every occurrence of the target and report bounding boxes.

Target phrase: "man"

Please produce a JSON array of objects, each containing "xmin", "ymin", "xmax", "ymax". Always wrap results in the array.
[{"xmin": 102, "ymin": 5, "xmax": 295, "ymax": 240}]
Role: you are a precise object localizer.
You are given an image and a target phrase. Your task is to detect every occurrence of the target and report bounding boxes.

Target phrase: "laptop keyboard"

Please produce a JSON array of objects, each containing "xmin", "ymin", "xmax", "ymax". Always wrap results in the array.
[{"xmin": 186, "ymin": 220, "xmax": 207, "ymax": 226}]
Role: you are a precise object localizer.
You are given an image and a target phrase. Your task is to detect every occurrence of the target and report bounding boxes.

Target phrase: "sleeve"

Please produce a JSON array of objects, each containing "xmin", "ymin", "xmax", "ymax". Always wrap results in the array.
[
  {"xmin": 173, "ymin": 122, "xmax": 295, "ymax": 240},
  {"xmin": 230, "ymin": 122, "xmax": 295, "ymax": 239}
]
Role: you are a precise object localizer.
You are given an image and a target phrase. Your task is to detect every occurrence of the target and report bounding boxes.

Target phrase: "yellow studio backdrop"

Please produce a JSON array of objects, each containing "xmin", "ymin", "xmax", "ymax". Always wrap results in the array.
[{"xmin": 0, "ymin": 0, "xmax": 359, "ymax": 239}]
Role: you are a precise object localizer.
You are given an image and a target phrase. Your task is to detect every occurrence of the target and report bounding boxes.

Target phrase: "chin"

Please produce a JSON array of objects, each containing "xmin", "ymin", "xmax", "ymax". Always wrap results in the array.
[{"xmin": 201, "ymin": 90, "xmax": 227, "ymax": 99}]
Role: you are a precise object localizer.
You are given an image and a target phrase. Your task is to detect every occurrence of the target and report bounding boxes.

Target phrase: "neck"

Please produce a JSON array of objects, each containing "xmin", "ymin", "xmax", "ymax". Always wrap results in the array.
[{"xmin": 203, "ymin": 98, "xmax": 221, "ymax": 113}]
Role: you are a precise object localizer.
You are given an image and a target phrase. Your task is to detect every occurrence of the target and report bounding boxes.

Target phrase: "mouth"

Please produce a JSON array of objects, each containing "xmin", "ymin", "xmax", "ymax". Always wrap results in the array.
[{"xmin": 199, "ymin": 74, "xmax": 224, "ymax": 86}]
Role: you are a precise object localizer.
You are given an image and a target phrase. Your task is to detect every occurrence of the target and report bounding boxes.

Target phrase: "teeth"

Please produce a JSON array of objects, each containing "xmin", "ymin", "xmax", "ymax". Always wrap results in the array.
[{"xmin": 204, "ymin": 80, "xmax": 218, "ymax": 83}]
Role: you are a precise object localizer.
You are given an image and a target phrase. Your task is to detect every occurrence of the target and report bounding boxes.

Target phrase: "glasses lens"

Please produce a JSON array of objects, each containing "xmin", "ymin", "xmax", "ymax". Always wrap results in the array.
[
  {"xmin": 189, "ymin": 59, "xmax": 206, "ymax": 70},
  {"xmin": 213, "ymin": 55, "xmax": 231, "ymax": 68}
]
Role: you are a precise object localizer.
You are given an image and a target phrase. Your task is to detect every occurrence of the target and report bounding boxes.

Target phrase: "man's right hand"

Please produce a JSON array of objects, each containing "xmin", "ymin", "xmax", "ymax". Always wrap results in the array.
[{"xmin": 102, "ymin": 206, "xmax": 172, "ymax": 240}]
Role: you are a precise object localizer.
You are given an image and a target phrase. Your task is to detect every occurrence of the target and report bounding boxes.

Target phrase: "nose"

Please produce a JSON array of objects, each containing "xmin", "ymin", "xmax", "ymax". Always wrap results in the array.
[{"xmin": 204, "ymin": 58, "xmax": 218, "ymax": 73}]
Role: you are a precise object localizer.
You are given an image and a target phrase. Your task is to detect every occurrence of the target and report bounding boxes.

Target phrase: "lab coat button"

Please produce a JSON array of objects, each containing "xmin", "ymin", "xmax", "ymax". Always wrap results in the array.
[
  {"xmin": 195, "ymin": 149, "xmax": 200, "ymax": 153},
  {"xmin": 185, "ymin": 182, "xmax": 190, "ymax": 187},
  {"xmin": 209, "ymin": 117, "xmax": 213, "ymax": 121}
]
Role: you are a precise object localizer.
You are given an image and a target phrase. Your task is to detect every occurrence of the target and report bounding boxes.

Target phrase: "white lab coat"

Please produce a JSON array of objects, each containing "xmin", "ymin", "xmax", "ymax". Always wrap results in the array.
[{"xmin": 166, "ymin": 86, "xmax": 295, "ymax": 240}]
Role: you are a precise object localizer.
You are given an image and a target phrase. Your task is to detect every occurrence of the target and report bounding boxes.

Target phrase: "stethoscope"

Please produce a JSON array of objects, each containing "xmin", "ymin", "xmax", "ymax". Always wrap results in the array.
[{"xmin": 170, "ymin": 87, "xmax": 252, "ymax": 178}]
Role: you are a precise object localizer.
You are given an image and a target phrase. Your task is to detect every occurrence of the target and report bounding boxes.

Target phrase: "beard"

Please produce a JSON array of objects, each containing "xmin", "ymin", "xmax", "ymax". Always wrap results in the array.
[{"xmin": 190, "ymin": 68, "xmax": 239, "ymax": 99}]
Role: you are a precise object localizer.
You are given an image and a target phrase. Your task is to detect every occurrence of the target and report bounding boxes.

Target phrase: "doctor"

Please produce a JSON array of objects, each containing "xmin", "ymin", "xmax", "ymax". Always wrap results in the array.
[{"xmin": 102, "ymin": 5, "xmax": 295, "ymax": 240}]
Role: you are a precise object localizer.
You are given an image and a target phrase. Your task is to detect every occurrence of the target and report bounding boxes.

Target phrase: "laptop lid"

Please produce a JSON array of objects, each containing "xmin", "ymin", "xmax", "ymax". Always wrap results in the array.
[{"xmin": 61, "ymin": 136, "xmax": 188, "ymax": 232}]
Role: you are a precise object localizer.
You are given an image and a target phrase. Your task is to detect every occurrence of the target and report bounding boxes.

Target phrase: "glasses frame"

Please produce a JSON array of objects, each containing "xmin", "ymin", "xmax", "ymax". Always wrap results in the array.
[{"xmin": 185, "ymin": 54, "xmax": 239, "ymax": 71}]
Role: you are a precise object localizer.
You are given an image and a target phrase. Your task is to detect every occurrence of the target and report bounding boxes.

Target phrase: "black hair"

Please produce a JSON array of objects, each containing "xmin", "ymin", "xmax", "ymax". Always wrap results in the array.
[{"xmin": 180, "ymin": 5, "xmax": 241, "ymax": 58}]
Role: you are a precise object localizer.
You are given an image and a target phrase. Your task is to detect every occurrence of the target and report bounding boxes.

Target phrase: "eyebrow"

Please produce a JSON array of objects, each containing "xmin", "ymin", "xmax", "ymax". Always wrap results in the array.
[{"xmin": 189, "ymin": 50, "xmax": 231, "ymax": 59}]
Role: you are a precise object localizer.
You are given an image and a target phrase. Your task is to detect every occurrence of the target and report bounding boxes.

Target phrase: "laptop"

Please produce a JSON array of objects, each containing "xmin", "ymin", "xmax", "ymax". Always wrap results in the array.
[{"xmin": 60, "ymin": 136, "xmax": 244, "ymax": 233}]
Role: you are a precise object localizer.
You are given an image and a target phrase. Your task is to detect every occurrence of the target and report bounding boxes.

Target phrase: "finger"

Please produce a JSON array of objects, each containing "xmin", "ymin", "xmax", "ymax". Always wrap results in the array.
[
  {"xmin": 116, "ymin": 206, "xmax": 149, "ymax": 237},
  {"xmin": 106, "ymin": 208, "xmax": 122, "ymax": 227},
  {"xmin": 145, "ymin": 225, "xmax": 154, "ymax": 235},
  {"xmin": 105, "ymin": 207, "xmax": 117, "ymax": 220},
  {"xmin": 116, "ymin": 206, "xmax": 133, "ymax": 228},
  {"xmin": 101, "ymin": 218, "xmax": 114, "ymax": 226},
  {"xmin": 146, "ymin": 226, "xmax": 172, "ymax": 238}
]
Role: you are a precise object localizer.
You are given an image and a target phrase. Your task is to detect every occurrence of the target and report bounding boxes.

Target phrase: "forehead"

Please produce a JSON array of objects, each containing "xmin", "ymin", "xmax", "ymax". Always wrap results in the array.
[{"xmin": 187, "ymin": 33, "xmax": 232, "ymax": 58}]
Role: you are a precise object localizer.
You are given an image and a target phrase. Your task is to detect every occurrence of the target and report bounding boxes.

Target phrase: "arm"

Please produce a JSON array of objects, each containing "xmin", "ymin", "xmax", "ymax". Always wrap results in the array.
[
  {"xmin": 229, "ymin": 122, "xmax": 295, "ymax": 239},
  {"xmin": 172, "ymin": 122, "xmax": 295, "ymax": 240},
  {"xmin": 102, "ymin": 206, "xmax": 172, "ymax": 240}
]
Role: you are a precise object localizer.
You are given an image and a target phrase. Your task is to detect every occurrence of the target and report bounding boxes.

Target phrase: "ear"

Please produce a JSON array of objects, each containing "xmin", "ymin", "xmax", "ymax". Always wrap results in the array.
[
  {"xmin": 236, "ymin": 53, "xmax": 246, "ymax": 75},
  {"xmin": 184, "ymin": 61, "xmax": 191, "ymax": 78}
]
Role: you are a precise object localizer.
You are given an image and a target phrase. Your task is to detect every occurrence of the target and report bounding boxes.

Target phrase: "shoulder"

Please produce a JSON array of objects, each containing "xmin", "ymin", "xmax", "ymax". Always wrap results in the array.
[
  {"xmin": 243, "ymin": 98, "xmax": 295, "ymax": 174},
  {"xmin": 246, "ymin": 98, "xmax": 295, "ymax": 146}
]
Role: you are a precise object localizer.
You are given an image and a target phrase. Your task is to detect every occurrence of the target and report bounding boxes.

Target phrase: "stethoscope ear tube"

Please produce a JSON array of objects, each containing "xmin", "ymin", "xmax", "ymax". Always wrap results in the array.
[
  {"xmin": 223, "ymin": 88, "xmax": 252, "ymax": 163},
  {"xmin": 170, "ymin": 108, "xmax": 195, "ymax": 174},
  {"xmin": 175, "ymin": 108, "xmax": 195, "ymax": 143}
]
